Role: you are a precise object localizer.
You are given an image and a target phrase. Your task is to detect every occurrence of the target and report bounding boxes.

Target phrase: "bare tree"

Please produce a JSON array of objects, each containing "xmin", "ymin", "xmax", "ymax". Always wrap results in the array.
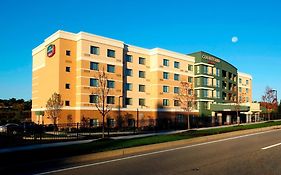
[
  {"xmin": 177, "ymin": 81, "xmax": 196, "ymax": 129},
  {"xmin": 45, "ymin": 92, "xmax": 63, "ymax": 126},
  {"xmin": 262, "ymin": 86, "xmax": 276, "ymax": 120},
  {"xmin": 94, "ymin": 68, "xmax": 112, "ymax": 138}
]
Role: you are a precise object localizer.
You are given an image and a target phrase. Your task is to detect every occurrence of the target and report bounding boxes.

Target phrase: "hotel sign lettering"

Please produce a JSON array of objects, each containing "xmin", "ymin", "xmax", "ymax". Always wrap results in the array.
[
  {"xmin": 202, "ymin": 54, "xmax": 220, "ymax": 65},
  {"xmin": 47, "ymin": 44, "xmax": 56, "ymax": 57}
]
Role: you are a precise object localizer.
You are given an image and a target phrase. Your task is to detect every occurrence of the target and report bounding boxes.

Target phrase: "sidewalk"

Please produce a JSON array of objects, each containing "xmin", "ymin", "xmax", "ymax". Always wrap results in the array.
[{"xmin": 1, "ymin": 119, "xmax": 280, "ymax": 154}]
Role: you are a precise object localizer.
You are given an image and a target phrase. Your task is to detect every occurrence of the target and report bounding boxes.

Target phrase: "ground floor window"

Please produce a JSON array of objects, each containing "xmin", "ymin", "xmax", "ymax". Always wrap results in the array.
[{"xmin": 176, "ymin": 114, "xmax": 185, "ymax": 123}]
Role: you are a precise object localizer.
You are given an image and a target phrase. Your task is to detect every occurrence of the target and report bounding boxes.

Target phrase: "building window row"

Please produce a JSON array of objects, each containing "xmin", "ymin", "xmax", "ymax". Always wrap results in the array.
[{"xmin": 90, "ymin": 46, "xmax": 116, "ymax": 58}]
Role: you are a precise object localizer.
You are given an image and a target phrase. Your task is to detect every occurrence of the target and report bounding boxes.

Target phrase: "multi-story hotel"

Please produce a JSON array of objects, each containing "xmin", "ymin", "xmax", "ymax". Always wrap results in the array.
[{"xmin": 32, "ymin": 30, "xmax": 259, "ymax": 126}]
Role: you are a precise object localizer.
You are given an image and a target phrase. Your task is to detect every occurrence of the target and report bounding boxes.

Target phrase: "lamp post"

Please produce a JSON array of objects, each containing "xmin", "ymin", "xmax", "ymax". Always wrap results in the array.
[
  {"xmin": 272, "ymin": 89, "xmax": 278, "ymax": 117},
  {"xmin": 118, "ymin": 96, "xmax": 123, "ymax": 124}
]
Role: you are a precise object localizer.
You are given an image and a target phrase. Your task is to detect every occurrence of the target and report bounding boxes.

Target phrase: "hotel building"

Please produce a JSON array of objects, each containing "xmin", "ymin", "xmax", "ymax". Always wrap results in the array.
[{"xmin": 32, "ymin": 30, "xmax": 258, "ymax": 126}]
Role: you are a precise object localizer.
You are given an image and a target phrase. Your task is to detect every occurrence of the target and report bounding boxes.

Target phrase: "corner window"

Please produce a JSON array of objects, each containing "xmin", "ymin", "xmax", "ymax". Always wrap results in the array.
[
  {"xmin": 90, "ymin": 46, "xmax": 100, "ymax": 55},
  {"xmin": 126, "ymin": 83, "xmax": 133, "ymax": 91},
  {"xmin": 188, "ymin": 77, "xmax": 193, "ymax": 83},
  {"xmin": 107, "ymin": 49, "xmax": 115, "ymax": 58},
  {"xmin": 126, "ymin": 69, "xmax": 133, "ymax": 76},
  {"xmin": 126, "ymin": 55, "xmax": 132, "ymax": 62},
  {"xmin": 239, "ymin": 78, "xmax": 242, "ymax": 83},
  {"xmin": 125, "ymin": 98, "xmax": 133, "ymax": 105},
  {"xmin": 188, "ymin": 65, "xmax": 193, "ymax": 71}
]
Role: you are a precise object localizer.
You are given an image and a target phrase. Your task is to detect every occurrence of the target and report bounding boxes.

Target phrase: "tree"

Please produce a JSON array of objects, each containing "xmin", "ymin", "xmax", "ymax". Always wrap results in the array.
[
  {"xmin": 177, "ymin": 81, "xmax": 196, "ymax": 129},
  {"xmin": 45, "ymin": 92, "xmax": 63, "ymax": 126},
  {"xmin": 93, "ymin": 68, "xmax": 112, "ymax": 138},
  {"xmin": 261, "ymin": 86, "xmax": 276, "ymax": 120}
]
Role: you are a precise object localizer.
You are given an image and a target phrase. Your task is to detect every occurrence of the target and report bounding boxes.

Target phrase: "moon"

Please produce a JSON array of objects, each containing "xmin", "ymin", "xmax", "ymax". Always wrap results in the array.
[{"xmin": 231, "ymin": 36, "xmax": 238, "ymax": 43}]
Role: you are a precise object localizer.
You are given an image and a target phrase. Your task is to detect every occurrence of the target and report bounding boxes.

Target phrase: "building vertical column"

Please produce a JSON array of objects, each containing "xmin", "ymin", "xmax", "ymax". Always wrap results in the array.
[
  {"xmin": 226, "ymin": 115, "xmax": 231, "ymax": 125},
  {"xmin": 254, "ymin": 114, "xmax": 258, "ymax": 122},
  {"xmin": 218, "ymin": 113, "xmax": 222, "ymax": 125},
  {"xmin": 211, "ymin": 112, "xmax": 216, "ymax": 126}
]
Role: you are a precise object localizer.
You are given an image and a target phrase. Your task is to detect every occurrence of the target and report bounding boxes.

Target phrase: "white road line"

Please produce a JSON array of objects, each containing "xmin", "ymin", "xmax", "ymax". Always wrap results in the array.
[
  {"xmin": 262, "ymin": 142, "xmax": 281, "ymax": 150},
  {"xmin": 35, "ymin": 129, "xmax": 278, "ymax": 175}
]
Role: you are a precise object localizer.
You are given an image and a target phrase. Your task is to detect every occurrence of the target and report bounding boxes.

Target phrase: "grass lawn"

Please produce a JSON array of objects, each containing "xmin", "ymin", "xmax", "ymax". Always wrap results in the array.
[{"xmin": 1, "ymin": 121, "xmax": 281, "ymax": 164}]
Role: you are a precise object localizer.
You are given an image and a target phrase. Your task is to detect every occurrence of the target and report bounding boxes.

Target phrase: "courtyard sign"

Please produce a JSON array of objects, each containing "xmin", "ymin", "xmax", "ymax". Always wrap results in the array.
[{"xmin": 202, "ymin": 54, "xmax": 220, "ymax": 64}]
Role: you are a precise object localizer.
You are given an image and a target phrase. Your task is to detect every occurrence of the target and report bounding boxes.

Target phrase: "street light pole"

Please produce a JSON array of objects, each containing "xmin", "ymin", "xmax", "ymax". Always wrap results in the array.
[{"xmin": 118, "ymin": 96, "xmax": 123, "ymax": 124}]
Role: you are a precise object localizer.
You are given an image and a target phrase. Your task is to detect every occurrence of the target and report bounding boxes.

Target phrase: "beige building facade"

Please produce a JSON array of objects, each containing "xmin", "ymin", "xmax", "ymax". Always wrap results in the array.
[{"xmin": 32, "ymin": 30, "xmax": 256, "ymax": 125}]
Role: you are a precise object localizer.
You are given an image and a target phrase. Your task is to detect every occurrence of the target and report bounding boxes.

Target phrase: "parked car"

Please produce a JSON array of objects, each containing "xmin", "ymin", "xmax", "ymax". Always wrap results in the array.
[{"xmin": 0, "ymin": 123, "xmax": 23, "ymax": 135}]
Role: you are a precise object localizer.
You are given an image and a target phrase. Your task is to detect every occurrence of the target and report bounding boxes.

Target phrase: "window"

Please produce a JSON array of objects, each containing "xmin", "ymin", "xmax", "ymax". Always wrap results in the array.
[
  {"xmin": 174, "ymin": 74, "xmax": 179, "ymax": 81},
  {"xmin": 90, "ymin": 46, "xmax": 99, "ymax": 55},
  {"xmin": 216, "ymin": 69, "xmax": 220, "ymax": 76},
  {"xmin": 203, "ymin": 77, "xmax": 208, "ymax": 86},
  {"xmin": 139, "ymin": 57, "xmax": 146, "ymax": 65},
  {"xmin": 139, "ymin": 84, "xmax": 145, "ymax": 92},
  {"xmin": 107, "ymin": 96, "xmax": 115, "ymax": 104},
  {"xmin": 125, "ymin": 98, "xmax": 133, "ymax": 105},
  {"xmin": 196, "ymin": 66, "xmax": 200, "ymax": 74},
  {"xmin": 66, "ymin": 67, "xmax": 70, "ymax": 72},
  {"xmin": 163, "ymin": 86, "xmax": 169, "ymax": 93},
  {"xmin": 139, "ymin": 98, "xmax": 145, "ymax": 106},
  {"xmin": 203, "ymin": 90, "xmax": 208, "ymax": 97},
  {"xmin": 246, "ymin": 97, "xmax": 249, "ymax": 102},
  {"xmin": 196, "ymin": 78, "xmax": 200, "ymax": 86},
  {"xmin": 126, "ymin": 55, "xmax": 132, "ymax": 62},
  {"xmin": 126, "ymin": 69, "xmax": 133, "ymax": 76},
  {"xmin": 66, "ymin": 50, "xmax": 71, "ymax": 56},
  {"xmin": 188, "ymin": 65, "xmax": 193, "ymax": 71},
  {"xmin": 90, "ymin": 62, "xmax": 99, "ymax": 70},
  {"xmin": 188, "ymin": 77, "xmax": 193, "ymax": 83},
  {"xmin": 203, "ymin": 66, "xmax": 208, "ymax": 74},
  {"xmin": 174, "ymin": 87, "xmax": 179, "ymax": 94},
  {"xmin": 176, "ymin": 114, "xmax": 184, "ymax": 123},
  {"xmin": 163, "ymin": 72, "xmax": 169, "ymax": 79},
  {"xmin": 246, "ymin": 80, "xmax": 249, "ymax": 85},
  {"xmin": 107, "ymin": 65, "xmax": 115, "ymax": 73},
  {"xmin": 163, "ymin": 59, "xmax": 169, "ymax": 66},
  {"xmin": 65, "ymin": 83, "xmax": 70, "ymax": 89},
  {"xmin": 139, "ymin": 71, "xmax": 146, "ymax": 78},
  {"xmin": 239, "ymin": 78, "xmax": 242, "ymax": 83},
  {"xmin": 246, "ymin": 88, "xmax": 249, "ymax": 93},
  {"xmin": 90, "ymin": 119, "xmax": 99, "ymax": 127},
  {"xmin": 107, "ymin": 80, "xmax": 115, "ymax": 88},
  {"xmin": 107, "ymin": 49, "xmax": 115, "ymax": 58},
  {"xmin": 174, "ymin": 100, "xmax": 180, "ymax": 106},
  {"xmin": 239, "ymin": 87, "xmax": 242, "ymax": 92},
  {"xmin": 216, "ymin": 90, "xmax": 220, "ymax": 98},
  {"xmin": 89, "ymin": 95, "xmax": 98, "ymax": 103},
  {"xmin": 174, "ymin": 61, "xmax": 180, "ymax": 68},
  {"xmin": 126, "ymin": 83, "xmax": 133, "ymax": 91},
  {"xmin": 65, "ymin": 101, "xmax": 70, "ymax": 106},
  {"xmin": 163, "ymin": 99, "xmax": 169, "ymax": 106},
  {"xmin": 90, "ymin": 78, "xmax": 98, "ymax": 87},
  {"xmin": 216, "ymin": 80, "xmax": 220, "ymax": 87}
]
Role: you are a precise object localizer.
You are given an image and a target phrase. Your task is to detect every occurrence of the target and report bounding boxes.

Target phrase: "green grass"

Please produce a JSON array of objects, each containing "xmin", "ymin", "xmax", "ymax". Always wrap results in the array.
[{"xmin": 2, "ymin": 120, "xmax": 281, "ymax": 164}]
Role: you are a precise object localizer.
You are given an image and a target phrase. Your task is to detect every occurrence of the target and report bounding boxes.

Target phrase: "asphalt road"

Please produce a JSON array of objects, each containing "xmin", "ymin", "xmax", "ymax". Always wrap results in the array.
[{"xmin": 4, "ymin": 129, "xmax": 281, "ymax": 175}]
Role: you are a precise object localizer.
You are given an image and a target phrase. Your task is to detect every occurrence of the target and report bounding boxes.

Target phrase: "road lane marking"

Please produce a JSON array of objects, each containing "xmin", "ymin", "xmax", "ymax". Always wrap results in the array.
[
  {"xmin": 35, "ymin": 129, "xmax": 278, "ymax": 175},
  {"xmin": 262, "ymin": 142, "xmax": 281, "ymax": 150}
]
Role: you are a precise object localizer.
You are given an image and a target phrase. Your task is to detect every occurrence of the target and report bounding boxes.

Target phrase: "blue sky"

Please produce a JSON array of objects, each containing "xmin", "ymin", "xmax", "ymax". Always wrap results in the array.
[{"xmin": 0, "ymin": 0, "xmax": 281, "ymax": 101}]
